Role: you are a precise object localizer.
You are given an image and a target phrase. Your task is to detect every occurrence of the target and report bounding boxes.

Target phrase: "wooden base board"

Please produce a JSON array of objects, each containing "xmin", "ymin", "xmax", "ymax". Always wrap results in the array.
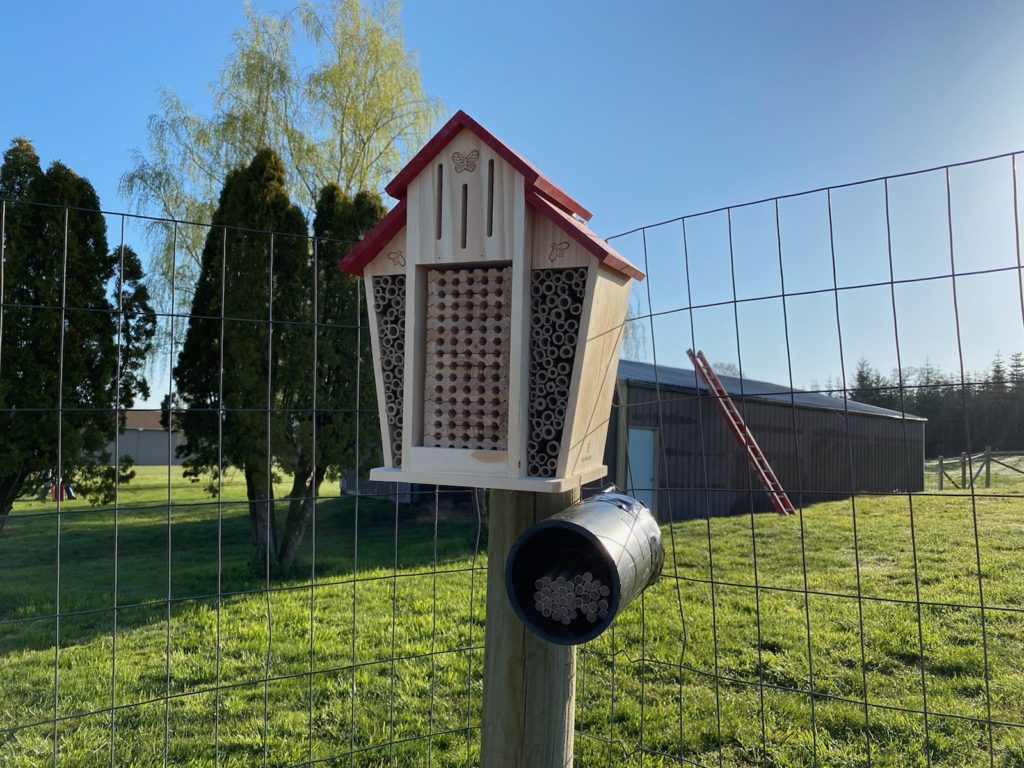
[{"xmin": 368, "ymin": 464, "xmax": 607, "ymax": 493}]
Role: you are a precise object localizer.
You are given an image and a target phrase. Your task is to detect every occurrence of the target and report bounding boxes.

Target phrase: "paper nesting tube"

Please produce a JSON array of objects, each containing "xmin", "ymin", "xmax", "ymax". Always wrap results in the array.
[{"xmin": 422, "ymin": 266, "xmax": 512, "ymax": 451}]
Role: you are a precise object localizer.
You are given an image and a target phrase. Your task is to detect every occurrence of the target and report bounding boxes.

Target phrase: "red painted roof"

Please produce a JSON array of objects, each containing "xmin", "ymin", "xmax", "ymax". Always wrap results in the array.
[
  {"xmin": 385, "ymin": 110, "xmax": 592, "ymax": 222},
  {"xmin": 525, "ymin": 191, "xmax": 645, "ymax": 281},
  {"xmin": 339, "ymin": 112, "xmax": 644, "ymax": 280},
  {"xmin": 337, "ymin": 198, "xmax": 406, "ymax": 276}
]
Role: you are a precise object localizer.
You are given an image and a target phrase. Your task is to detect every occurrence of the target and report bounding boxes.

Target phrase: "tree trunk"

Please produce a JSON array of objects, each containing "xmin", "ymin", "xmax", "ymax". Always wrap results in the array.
[
  {"xmin": 246, "ymin": 465, "xmax": 278, "ymax": 571},
  {"xmin": 245, "ymin": 469, "xmax": 259, "ymax": 548},
  {"xmin": 0, "ymin": 472, "xmax": 26, "ymax": 537},
  {"xmin": 277, "ymin": 465, "xmax": 325, "ymax": 571}
]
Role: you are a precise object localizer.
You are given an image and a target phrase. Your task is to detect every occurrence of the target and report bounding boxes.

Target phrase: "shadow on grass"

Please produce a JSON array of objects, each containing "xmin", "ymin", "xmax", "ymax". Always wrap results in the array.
[{"xmin": 0, "ymin": 493, "xmax": 482, "ymax": 654}]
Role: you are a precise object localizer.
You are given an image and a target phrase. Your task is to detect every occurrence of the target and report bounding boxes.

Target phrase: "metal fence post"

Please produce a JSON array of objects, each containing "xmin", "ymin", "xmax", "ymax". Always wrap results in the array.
[
  {"xmin": 985, "ymin": 446, "xmax": 992, "ymax": 488},
  {"xmin": 961, "ymin": 452, "xmax": 967, "ymax": 489},
  {"xmin": 938, "ymin": 455, "xmax": 944, "ymax": 491}
]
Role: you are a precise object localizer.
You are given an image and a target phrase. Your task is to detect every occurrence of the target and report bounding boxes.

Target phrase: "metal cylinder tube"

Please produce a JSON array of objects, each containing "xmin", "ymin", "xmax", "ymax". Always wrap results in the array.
[{"xmin": 505, "ymin": 493, "xmax": 664, "ymax": 645}]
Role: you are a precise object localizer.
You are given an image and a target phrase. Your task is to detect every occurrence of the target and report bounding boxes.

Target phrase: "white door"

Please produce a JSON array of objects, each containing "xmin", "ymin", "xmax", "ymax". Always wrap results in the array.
[{"xmin": 626, "ymin": 428, "xmax": 657, "ymax": 513}]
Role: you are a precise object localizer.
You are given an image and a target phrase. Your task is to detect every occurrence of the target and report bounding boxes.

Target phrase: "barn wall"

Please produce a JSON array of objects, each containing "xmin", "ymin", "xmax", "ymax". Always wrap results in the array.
[
  {"xmin": 605, "ymin": 383, "xmax": 925, "ymax": 521},
  {"xmin": 107, "ymin": 429, "xmax": 185, "ymax": 466}
]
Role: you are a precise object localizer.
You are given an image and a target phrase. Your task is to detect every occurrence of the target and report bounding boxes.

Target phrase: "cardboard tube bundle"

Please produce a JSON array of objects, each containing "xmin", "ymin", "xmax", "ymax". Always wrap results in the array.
[
  {"xmin": 526, "ymin": 267, "xmax": 587, "ymax": 476},
  {"xmin": 532, "ymin": 572, "xmax": 611, "ymax": 625},
  {"xmin": 372, "ymin": 275, "xmax": 407, "ymax": 467},
  {"xmin": 423, "ymin": 266, "xmax": 512, "ymax": 450}
]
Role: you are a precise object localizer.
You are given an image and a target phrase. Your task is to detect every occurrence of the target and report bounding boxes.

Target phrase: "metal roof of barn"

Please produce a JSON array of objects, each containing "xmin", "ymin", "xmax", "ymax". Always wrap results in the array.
[{"xmin": 617, "ymin": 359, "xmax": 926, "ymax": 422}]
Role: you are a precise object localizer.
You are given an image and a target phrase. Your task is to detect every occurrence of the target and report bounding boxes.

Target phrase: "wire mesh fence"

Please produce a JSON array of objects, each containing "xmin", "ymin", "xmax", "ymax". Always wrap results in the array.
[{"xmin": 1, "ymin": 148, "xmax": 1024, "ymax": 767}]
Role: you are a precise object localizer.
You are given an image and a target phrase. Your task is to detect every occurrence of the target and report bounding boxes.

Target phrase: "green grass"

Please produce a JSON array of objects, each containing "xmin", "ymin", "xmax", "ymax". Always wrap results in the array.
[{"xmin": 2, "ymin": 467, "xmax": 1024, "ymax": 766}]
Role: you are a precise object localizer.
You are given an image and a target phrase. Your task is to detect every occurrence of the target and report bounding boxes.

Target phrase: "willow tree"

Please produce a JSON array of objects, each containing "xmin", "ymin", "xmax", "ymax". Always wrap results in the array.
[{"xmin": 120, "ymin": 0, "xmax": 442, "ymax": 336}]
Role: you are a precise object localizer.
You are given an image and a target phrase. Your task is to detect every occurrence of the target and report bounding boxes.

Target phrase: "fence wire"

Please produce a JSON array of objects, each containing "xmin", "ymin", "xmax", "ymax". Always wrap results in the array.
[{"xmin": 0, "ymin": 148, "xmax": 1023, "ymax": 768}]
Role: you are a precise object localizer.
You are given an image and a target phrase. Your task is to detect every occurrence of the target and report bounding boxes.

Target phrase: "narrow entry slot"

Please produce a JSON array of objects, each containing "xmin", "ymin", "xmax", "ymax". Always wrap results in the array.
[
  {"xmin": 435, "ymin": 163, "xmax": 443, "ymax": 240},
  {"xmin": 461, "ymin": 183, "xmax": 468, "ymax": 249},
  {"xmin": 487, "ymin": 159, "xmax": 495, "ymax": 237}
]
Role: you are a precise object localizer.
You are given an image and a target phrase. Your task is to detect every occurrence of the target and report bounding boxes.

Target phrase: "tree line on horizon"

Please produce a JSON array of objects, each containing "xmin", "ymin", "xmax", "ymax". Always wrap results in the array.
[{"xmin": 845, "ymin": 354, "xmax": 1024, "ymax": 458}]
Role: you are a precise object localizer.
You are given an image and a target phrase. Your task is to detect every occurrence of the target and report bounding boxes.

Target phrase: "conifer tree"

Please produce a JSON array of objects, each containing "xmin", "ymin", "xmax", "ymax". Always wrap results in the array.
[
  {"xmin": 274, "ymin": 184, "xmax": 384, "ymax": 568},
  {"xmin": 173, "ymin": 148, "xmax": 309, "ymax": 566},
  {"xmin": 0, "ymin": 139, "xmax": 155, "ymax": 533}
]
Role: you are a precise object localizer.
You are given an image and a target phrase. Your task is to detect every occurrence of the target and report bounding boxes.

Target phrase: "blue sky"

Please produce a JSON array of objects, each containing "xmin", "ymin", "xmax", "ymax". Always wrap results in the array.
[{"xmin": 3, "ymin": 1, "xmax": 1024, "ymax": 394}]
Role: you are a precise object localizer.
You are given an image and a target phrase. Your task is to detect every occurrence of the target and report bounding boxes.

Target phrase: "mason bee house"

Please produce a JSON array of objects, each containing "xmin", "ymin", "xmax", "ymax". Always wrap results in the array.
[{"xmin": 339, "ymin": 110, "xmax": 644, "ymax": 492}]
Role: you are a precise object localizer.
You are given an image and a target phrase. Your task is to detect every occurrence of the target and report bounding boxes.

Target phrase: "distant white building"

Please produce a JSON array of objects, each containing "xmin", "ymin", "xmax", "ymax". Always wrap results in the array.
[{"xmin": 107, "ymin": 410, "xmax": 185, "ymax": 466}]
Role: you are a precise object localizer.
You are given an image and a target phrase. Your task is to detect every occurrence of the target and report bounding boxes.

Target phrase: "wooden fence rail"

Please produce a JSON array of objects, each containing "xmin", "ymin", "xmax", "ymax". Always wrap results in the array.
[{"xmin": 934, "ymin": 447, "xmax": 1024, "ymax": 490}]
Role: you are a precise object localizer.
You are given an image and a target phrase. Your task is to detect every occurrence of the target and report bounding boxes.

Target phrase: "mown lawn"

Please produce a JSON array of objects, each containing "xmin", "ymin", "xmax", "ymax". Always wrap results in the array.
[{"xmin": 1, "ymin": 467, "xmax": 1023, "ymax": 766}]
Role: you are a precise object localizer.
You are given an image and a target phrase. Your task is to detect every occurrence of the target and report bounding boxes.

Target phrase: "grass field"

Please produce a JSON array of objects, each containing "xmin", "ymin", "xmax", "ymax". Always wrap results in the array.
[{"xmin": 2, "ymin": 467, "xmax": 1024, "ymax": 766}]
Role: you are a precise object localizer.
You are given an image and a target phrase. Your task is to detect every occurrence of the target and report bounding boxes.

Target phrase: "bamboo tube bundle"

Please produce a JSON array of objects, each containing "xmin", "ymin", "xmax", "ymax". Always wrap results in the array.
[
  {"xmin": 423, "ymin": 266, "xmax": 512, "ymax": 450},
  {"xmin": 526, "ymin": 267, "xmax": 588, "ymax": 477},
  {"xmin": 372, "ymin": 275, "xmax": 407, "ymax": 467}
]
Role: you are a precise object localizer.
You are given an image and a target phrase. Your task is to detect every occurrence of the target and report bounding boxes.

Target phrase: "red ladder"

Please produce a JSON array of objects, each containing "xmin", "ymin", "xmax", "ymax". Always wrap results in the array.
[{"xmin": 687, "ymin": 349, "xmax": 795, "ymax": 516}]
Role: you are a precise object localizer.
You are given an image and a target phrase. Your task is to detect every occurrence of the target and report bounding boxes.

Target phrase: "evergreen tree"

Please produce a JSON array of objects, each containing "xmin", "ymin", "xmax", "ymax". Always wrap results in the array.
[
  {"xmin": 1008, "ymin": 352, "xmax": 1024, "ymax": 390},
  {"xmin": 173, "ymin": 148, "xmax": 309, "ymax": 567},
  {"xmin": 907, "ymin": 360, "xmax": 948, "ymax": 456},
  {"xmin": 989, "ymin": 352, "xmax": 1007, "ymax": 392},
  {"xmin": 850, "ymin": 358, "xmax": 896, "ymax": 409},
  {"xmin": 274, "ymin": 184, "xmax": 384, "ymax": 568},
  {"xmin": 1009, "ymin": 352, "xmax": 1024, "ymax": 451},
  {"xmin": 0, "ymin": 139, "xmax": 155, "ymax": 533},
  {"xmin": 981, "ymin": 353, "xmax": 1012, "ymax": 449}
]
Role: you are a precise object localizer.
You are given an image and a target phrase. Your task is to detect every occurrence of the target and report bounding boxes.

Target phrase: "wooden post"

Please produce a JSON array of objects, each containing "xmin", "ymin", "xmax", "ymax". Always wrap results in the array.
[
  {"xmin": 938, "ymin": 456, "xmax": 943, "ymax": 491},
  {"xmin": 481, "ymin": 487, "xmax": 580, "ymax": 768},
  {"xmin": 961, "ymin": 452, "xmax": 967, "ymax": 489},
  {"xmin": 985, "ymin": 446, "xmax": 992, "ymax": 488}
]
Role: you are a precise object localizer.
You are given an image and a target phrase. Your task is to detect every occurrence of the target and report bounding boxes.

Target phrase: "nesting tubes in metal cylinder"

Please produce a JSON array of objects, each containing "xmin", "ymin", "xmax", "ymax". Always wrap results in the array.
[
  {"xmin": 526, "ymin": 267, "xmax": 587, "ymax": 477},
  {"xmin": 505, "ymin": 492, "xmax": 665, "ymax": 645}
]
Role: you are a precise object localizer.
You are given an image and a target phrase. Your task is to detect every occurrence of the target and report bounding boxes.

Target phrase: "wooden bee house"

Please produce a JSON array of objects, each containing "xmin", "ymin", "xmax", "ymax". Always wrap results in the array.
[{"xmin": 339, "ymin": 111, "xmax": 644, "ymax": 492}]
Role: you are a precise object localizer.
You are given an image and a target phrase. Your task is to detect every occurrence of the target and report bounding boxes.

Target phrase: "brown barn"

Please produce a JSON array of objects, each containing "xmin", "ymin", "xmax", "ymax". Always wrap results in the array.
[{"xmin": 602, "ymin": 360, "xmax": 926, "ymax": 520}]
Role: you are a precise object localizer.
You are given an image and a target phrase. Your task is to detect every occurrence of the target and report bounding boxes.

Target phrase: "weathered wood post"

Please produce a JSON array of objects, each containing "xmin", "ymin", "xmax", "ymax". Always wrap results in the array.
[
  {"xmin": 985, "ymin": 446, "xmax": 992, "ymax": 488},
  {"xmin": 938, "ymin": 455, "xmax": 944, "ymax": 490},
  {"xmin": 336, "ymin": 111, "xmax": 644, "ymax": 766},
  {"xmin": 961, "ymin": 452, "xmax": 968, "ymax": 489},
  {"xmin": 481, "ymin": 489, "xmax": 579, "ymax": 768},
  {"xmin": 488, "ymin": 490, "xmax": 666, "ymax": 767}
]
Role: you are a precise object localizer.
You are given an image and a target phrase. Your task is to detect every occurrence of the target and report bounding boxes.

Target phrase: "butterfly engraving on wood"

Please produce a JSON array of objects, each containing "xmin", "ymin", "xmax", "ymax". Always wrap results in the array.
[
  {"xmin": 548, "ymin": 241, "xmax": 570, "ymax": 262},
  {"xmin": 387, "ymin": 250, "xmax": 406, "ymax": 267},
  {"xmin": 451, "ymin": 150, "xmax": 479, "ymax": 173}
]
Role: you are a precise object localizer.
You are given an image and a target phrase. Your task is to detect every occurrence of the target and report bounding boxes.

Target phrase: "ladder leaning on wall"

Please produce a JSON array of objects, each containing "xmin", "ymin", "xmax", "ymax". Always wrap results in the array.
[{"xmin": 687, "ymin": 349, "xmax": 796, "ymax": 516}]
